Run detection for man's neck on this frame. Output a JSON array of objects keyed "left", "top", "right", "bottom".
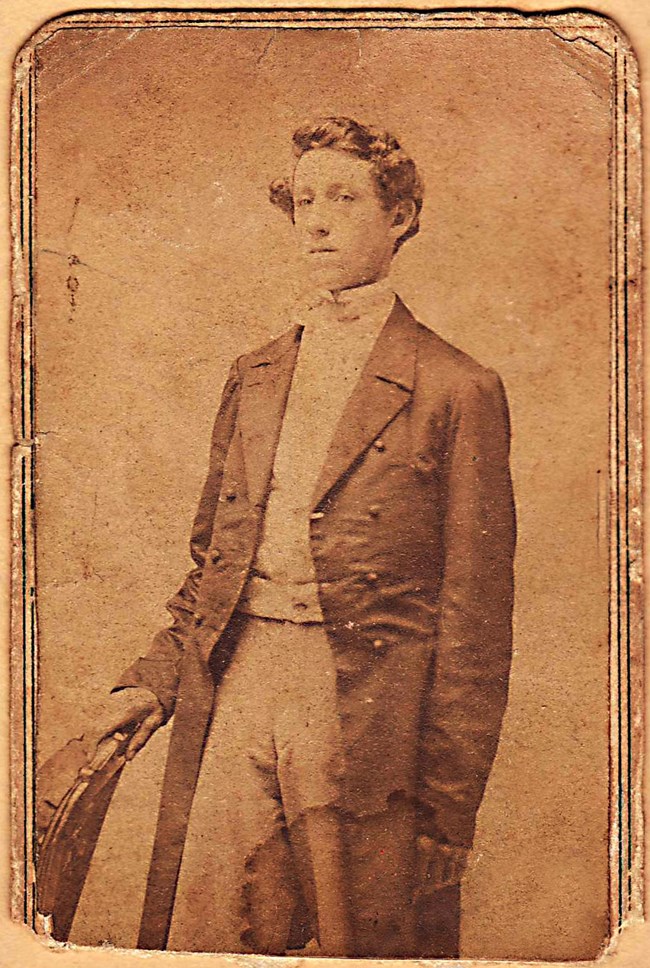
[
  {"left": 328, "top": 273, "right": 391, "bottom": 301},
  {"left": 298, "top": 276, "right": 395, "bottom": 328}
]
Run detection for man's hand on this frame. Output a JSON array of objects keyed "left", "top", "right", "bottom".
[
  {"left": 414, "top": 835, "right": 469, "bottom": 897},
  {"left": 85, "top": 688, "right": 165, "bottom": 762}
]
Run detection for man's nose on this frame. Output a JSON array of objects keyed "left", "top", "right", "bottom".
[{"left": 305, "top": 206, "right": 331, "bottom": 236}]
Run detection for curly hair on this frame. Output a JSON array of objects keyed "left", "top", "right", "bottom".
[{"left": 269, "top": 116, "right": 424, "bottom": 252}]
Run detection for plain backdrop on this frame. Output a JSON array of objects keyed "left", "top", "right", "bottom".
[{"left": 29, "top": 21, "right": 613, "bottom": 961}]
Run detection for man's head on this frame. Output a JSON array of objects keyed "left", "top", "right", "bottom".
[{"left": 270, "top": 117, "right": 424, "bottom": 293}]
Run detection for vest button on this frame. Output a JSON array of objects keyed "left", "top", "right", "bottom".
[
  {"left": 194, "top": 612, "right": 205, "bottom": 626},
  {"left": 368, "top": 505, "right": 381, "bottom": 518},
  {"left": 226, "top": 489, "right": 237, "bottom": 501},
  {"left": 210, "top": 549, "right": 221, "bottom": 563},
  {"left": 374, "top": 438, "right": 386, "bottom": 452},
  {"left": 310, "top": 511, "right": 325, "bottom": 521},
  {"left": 372, "top": 638, "right": 384, "bottom": 650},
  {"left": 367, "top": 571, "right": 379, "bottom": 582}
]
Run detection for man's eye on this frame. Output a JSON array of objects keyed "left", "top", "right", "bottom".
[
  {"left": 296, "top": 197, "right": 313, "bottom": 207},
  {"left": 337, "top": 193, "right": 355, "bottom": 203}
]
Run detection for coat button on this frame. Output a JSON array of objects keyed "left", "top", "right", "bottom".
[
  {"left": 225, "top": 489, "right": 237, "bottom": 501},
  {"left": 368, "top": 504, "right": 381, "bottom": 518},
  {"left": 194, "top": 612, "right": 206, "bottom": 627},
  {"left": 373, "top": 438, "right": 386, "bottom": 452},
  {"left": 367, "top": 571, "right": 379, "bottom": 582},
  {"left": 310, "top": 511, "right": 325, "bottom": 520},
  {"left": 372, "top": 638, "right": 384, "bottom": 650},
  {"left": 210, "top": 549, "right": 221, "bottom": 563}
]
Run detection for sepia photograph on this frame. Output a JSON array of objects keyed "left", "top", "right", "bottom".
[{"left": 10, "top": 8, "right": 642, "bottom": 964}]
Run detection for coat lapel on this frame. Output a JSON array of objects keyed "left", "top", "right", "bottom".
[
  {"left": 311, "top": 297, "right": 417, "bottom": 510},
  {"left": 238, "top": 326, "right": 301, "bottom": 508}
]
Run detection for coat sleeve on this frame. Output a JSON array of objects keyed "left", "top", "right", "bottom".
[
  {"left": 418, "top": 367, "right": 516, "bottom": 849},
  {"left": 112, "top": 361, "right": 242, "bottom": 721}
]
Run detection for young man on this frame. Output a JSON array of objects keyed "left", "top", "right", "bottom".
[{"left": 98, "top": 117, "right": 516, "bottom": 957}]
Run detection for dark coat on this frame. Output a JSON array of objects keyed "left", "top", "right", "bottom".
[{"left": 115, "top": 296, "right": 516, "bottom": 949}]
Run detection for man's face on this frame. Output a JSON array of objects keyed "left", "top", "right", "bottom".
[{"left": 292, "top": 148, "right": 401, "bottom": 292}]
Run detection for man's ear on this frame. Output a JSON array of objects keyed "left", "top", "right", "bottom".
[{"left": 390, "top": 200, "right": 417, "bottom": 242}]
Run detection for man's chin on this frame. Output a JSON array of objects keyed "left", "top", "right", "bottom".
[{"left": 305, "top": 270, "right": 363, "bottom": 294}]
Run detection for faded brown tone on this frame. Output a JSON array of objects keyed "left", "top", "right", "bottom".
[{"left": 8, "top": 8, "right": 642, "bottom": 964}]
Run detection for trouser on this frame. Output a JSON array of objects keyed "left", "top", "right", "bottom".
[{"left": 167, "top": 614, "right": 460, "bottom": 957}]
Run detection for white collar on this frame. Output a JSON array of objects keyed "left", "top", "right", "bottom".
[{"left": 295, "top": 278, "right": 395, "bottom": 327}]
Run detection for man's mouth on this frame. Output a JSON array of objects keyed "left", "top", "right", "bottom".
[{"left": 309, "top": 247, "right": 338, "bottom": 254}]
